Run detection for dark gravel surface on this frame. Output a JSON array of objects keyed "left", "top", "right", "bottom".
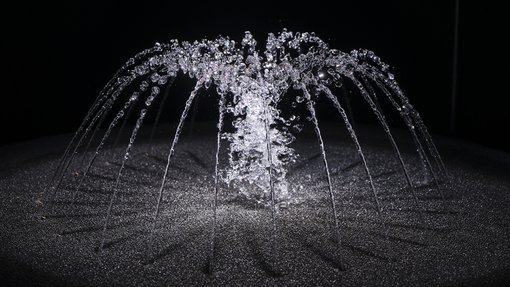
[{"left": 1, "top": 123, "right": 509, "bottom": 286}]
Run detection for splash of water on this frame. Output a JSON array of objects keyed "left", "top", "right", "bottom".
[{"left": 50, "top": 31, "right": 448, "bottom": 263}]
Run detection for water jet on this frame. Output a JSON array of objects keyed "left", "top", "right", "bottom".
[
  {"left": 49, "top": 30, "right": 448, "bottom": 266},
  {"left": 2, "top": 30, "right": 508, "bottom": 286}
]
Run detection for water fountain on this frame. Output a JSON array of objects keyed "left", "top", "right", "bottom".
[
  {"left": 4, "top": 29, "right": 510, "bottom": 286},
  {"left": 48, "top": 30, "right": 448, "bottom": 269}
]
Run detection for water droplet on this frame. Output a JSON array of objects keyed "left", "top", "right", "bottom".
[
  {"left": 293, "top": 124, "right": 303, "bottom": 133},
  {"left": 204, "top": 79, "right": 212, "bottom": 89},
  {"left": 130, "top": 92, "right": 139, "bottom": 102},
  {"left": 151, "top": 73, "right": 160, "bottom": 83},
  {"left": 158, "top": 77, "right": 168, "bottom": 85},
  {"left": 134, "top": 65, "right": 148, "bottom": 75}
]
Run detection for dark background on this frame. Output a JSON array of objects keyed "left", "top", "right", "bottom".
[{"left": 2, "top": 1, "right": 508, "bottom": 151}]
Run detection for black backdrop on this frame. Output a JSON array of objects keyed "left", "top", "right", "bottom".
[{"left": 3, "top": 1, "right": 508, "bottom": 151}]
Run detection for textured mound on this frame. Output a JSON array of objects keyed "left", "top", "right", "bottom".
[{"left": 1, "top": 124, "right": 509, "bottom": 286}]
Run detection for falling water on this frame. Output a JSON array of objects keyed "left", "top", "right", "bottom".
[
  {"left": 302, "top": 85, "right": 341, "bottom": 244},
  {"left": 72, "top": 94, "right": 136, "bottom": 202},
  {"left": 368, "top": 78, "right": 443, "bottom": 199},
  {"left": 209, "top": 93, "right": 226, "bottom": 273},
  {"left": 150, "top": 77, "right": 175, "bottom": 142},
  {"left": 101, "top": 107, "right": 149, "bottom": 250},
  {"left": 111, "top": 98, "right": 137, "bottom": 156},
  {"left": 52, "top": 77, "right": 137, "bottom": 198},
  {"left": 51, "top": 44, "right": 169, "bottom": 191},
  {"left": 321, "top": 85, "right": 381, "bottom": 213},
  {"left": 51, "top": 31, "right": 448, "bottom": 265},
  {"left": 150, "top": 83, "right": 202, "bottom": 240},
  {"left": 349, "top": 76, "right": 425, "bottom": 222}
]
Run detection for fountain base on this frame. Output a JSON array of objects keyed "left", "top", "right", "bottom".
[{"left": 1, "top": 123, "right": 509, "bottom": 286}]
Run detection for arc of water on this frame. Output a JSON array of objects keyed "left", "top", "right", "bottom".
[
  {"left": 51, "top": 44, "right": 169, "bottom": 186},
  {"left": 110, "top": 99, "right": 138, "bottom": 157},
  {"left": 415, "top": 116, "right": 446, "bottom": 175},
  {"left": 301, "top": 85, "right": 341, "bottom": 244},
  {"left": 409, "top": 112, "right": 448, "bottom": 177},
  {"left": 100, "top": 108, "right": 149, "bottom": 250},
  {"left": 320, "top": 85, "right": 382, "bottom": 214},
  {"left": 339, "top": 79, "right": 356, "bottom": 132},
  {"left": 50, "top": 80, "right": 119, "bottom": 186},
  {"left": 80, "top": 75, "right": 164, "bottom": 165},
  {"left": 71, "top": 93, "right": 140, "bottom": 202},
  {"left": 186, "top": 95, "right": 201, "bottom": 146},
  {"left": 51, "top": 100, "right": 113, "bottom": 200},
  {"left": 347, "top": 76, "right": 425, "bottom": 223},
  {"left": 384, "top": 82, "right": 448, "bottom": 177},
  {"left": 52, "top": 61, "right": 167, "bottom": 199},
  {"left": 402, "top": 118, "right": 444, "bottom": 199},
  {"left": 79, "top": 106, "right": 116, "bottom": 166},
  {"left": 209, "top": 92, "right": 226, "bottom": 274},
  {"left": 364, "top": 75, "right": 444, "bottom": 200},
  {"left": 50, "top": 77, "right": 136, "bottom": 199},
  {"left": 361, "top": 75, "right": 442, "bottom": 198},
  {"left": 363, "top": 66, "right": 448, "bottom": 178},
  {"left": 51, "top": 97, "right": 112, "bottom": 189},
  {"left": 98, "top": 79, "right": 165, "bottom": 250},
  {"left": 346, "top": 55, "right": 447, "bottom": 177},
  {"left": 150, "top": 77, "right": 175, "bottom": 142},
  {"left": 262, "top": 91, "right": 278, "bottom": 268},
  {"left": 51, "top": 43, "right": 176, "bottom": 191},
  {"left": 50, "top": 75, "right": 132, "bottom": 184},
  {"left": 150, "top": 82, "right": 202, "bottom": 243},
  {"left": 362, "top": 77, "right": 428, "bottom": 177}
]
